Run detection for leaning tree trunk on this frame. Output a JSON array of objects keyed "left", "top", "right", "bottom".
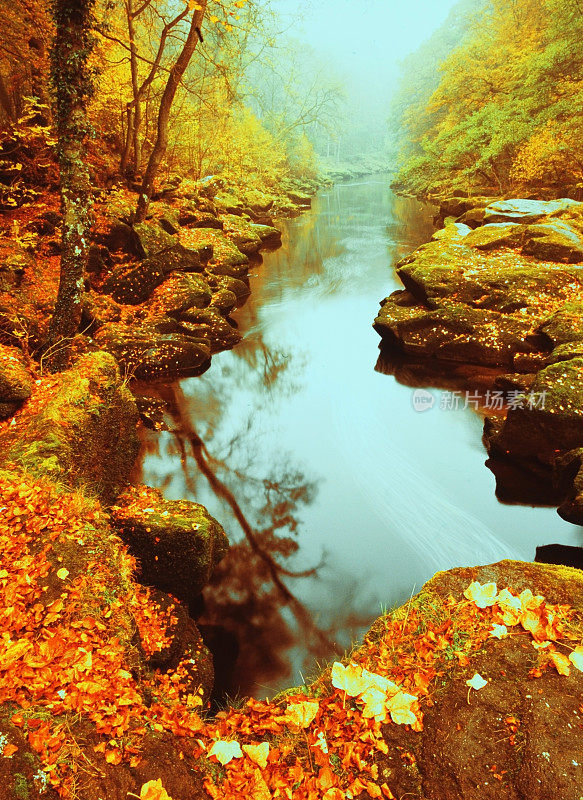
[
  {"left": 42, "top": 0, "right": 96, "bottom": 371},
  {"left": 135, "top": 2, "right": 207, "bottom": 223}
]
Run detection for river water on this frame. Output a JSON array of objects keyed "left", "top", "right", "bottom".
[{"left": 141, "top": 177, "right": 582, "bottom": 699}]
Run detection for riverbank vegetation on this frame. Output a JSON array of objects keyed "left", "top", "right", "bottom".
[{"left": 391, "top": 0, "right": 583, "bottom": 197}]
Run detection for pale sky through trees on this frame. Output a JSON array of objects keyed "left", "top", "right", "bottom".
[{"left": 269, "top": 0, "right": 460, "bottom": 89}]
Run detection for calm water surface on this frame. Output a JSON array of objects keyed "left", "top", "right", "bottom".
[{"left": 141, "top": 178, "right": 582, "bottom": 697}]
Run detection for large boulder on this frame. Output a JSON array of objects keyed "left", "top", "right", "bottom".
[
  {"left": 101, "top": 258, "right": 165, "bottom": 304},
  {"left": 147, "top": 273, "right": 212, "bottom": 315},
  {"left": 0, "top": 352, "right": 139, "bottom": 502},
  {"left": 134, "top": 221, "right": 212, "bottom": 273},
  {"left": 483, "top": 197, "right": 582, "bottom": 225},
  {"left": 94, "top": 322, "right": 212, "bottom": 382},
  {"left": 491, "top": 358, "right": 583, "bottom": 461},
  {"left": 522, "top": 219, "right": 583, "bottom": 263},
  {"left": 375, "top": 293, "right": 543, "bottom": 367},
  {"left": 463, "top": 222, "right": 526, "bottom": 250},
  {"left": 110, "top": 485, "right": 229, "bottom": 607},
  {"left": 376, "top": 233, "right": 583, "bottom": 369}
]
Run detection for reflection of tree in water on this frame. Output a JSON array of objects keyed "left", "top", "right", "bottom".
[{"left": 153, "top": 365, "right": 345, "bottom": 703}]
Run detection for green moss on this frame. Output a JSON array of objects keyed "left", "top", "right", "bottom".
[{"left": 13, "top": 773, "right": 29, "bottom": 800}]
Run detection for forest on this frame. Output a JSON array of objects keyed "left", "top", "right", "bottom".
[
  {"left": 391, "top": 0, "right": 583, "bottom": 196},
  {"left": 0, "top": 1, "right": 583, "bottom": 799}
]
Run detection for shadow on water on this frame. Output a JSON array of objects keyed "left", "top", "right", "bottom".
[{"left": 140, "top": 177, "right": 583, "bottom": 699}]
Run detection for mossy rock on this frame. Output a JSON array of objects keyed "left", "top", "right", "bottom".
[
  {"left": 94, "top": 322, "right": 212, "bottom": 382},
  {"left": 205, "top": 273, "right": 250, "bottom": 302},
  {"left": 539, "top": 302, "right": 583, "bottom": 346},
  {"left": 2, "top": 352, "right": 139, "bottom": 503},
  {"left": 110, "top": 485, "right": 229, "bottom": 606},
  {"left": 177, "top": 307, "right": 242, "bottom": 353},
  {"left": 0, "top": 345, "right": 32, "bottom": 406},
  {"left": 101, "top": 258, "right": 165, "bottom": 305},
  {"left": 491, "top": 357, "right": 583, "bottom": 462},
  {"left": 523, "top": 220, "right": 583, "bottom": 263},
  {"left": 463, "top": 222, "right": 526, "bottom": 250},
  {"left": 133, "top": 221, "right": 179, "bottom": 257},
  {"left": 147, "top": 273, "right": 212, "bottom": 315},
  {"left": 375, "top": 295, "right": 543, "bottom": 367}
]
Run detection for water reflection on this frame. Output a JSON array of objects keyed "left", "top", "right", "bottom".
[{"left": 141, "top": 178, "right": 583, "bottom": 698}]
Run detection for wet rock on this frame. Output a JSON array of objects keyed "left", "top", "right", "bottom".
[
  {"left": 556, "top": 448, "right": 583, "bottom": 525},
  {"left": 375, "top": 295, "right": 542, "bottom": 367},
  {"left": 209, "top": 287, "right": 238, "bottom": 314},
  {"left": 206, "top": 272, "right": 250, "bottom": 302},
  {"left": 110, "top": 485, "right": 229, "bottom": 607},
  {"left": 286, "top": 190, "right": 312, "bottom": 206},
  {"left": 522, "top": 219, "right": 583, "bottom": 263},
  {"left": 1, "top": 352, "right": 139, "bottom": 502},
  {"left": 94, "top": 322, "right": 212, "bottom": 382},
  {"left": 490, "top": 358, "right": 583, "bottom": 461},
  {"left": 463, "top": 222, "right": 526, "bottom": 250},
  {"left": 178, "top": 306, "right": 242, "bottom": 352},
  {"left": 535, "top": 543, "right": 583, "bottom": 570}
]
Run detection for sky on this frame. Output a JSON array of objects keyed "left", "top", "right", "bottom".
[{"left": 269, "top": 0, "right": 460, "bottom": 90}]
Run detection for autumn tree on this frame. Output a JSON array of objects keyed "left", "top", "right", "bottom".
[
  {"left": 392, "top": 0, "right": 583, "bottom": 195},
  {"left": 42, "top": 0, "right": 97, "bottom": 369},
  {"left": 134, "top": 0, "right": 208, "bottom": 221}
]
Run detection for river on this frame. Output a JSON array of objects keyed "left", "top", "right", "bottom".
[{"left": 140, "top": 177, "right": 582, "bottom": 700}]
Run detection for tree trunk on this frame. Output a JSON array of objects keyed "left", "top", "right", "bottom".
[
  {"left": 135, "top": 3, "right": 206, "bottom": 223},
  {"left": 42, "top": 0, "right": 96, "bottom": 371},
  {"left": 0, "top": 73, "right": 16, "bottom": 125}
]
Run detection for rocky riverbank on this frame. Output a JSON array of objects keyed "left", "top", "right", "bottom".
[
  {"left": 0, "top": 185, "right": 582, "bottom": 797},
  {"left": 375, "top": 197, "right": 583, "bottom": 529}
]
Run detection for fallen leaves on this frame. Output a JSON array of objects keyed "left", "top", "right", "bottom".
[
  {"left": 569, "top": 646, "right": 583, "bottom": 671},
  {"left": 283, "top": 699, "right": 319, "bottom": 729},
  {"left": 466, "top": 673, "right": 488, "bottom": 691},
  {"left": 139, "top": 779, "right": 174, "bottom": 800},
  {"left": 242, "top": 742, "right": 270, "bottom": 769},
  {"left": 331, "top": 661, "right": 421, "bottom": 728},
  {"left": 209, "top": 739, "right": 243, "bottom": 765}
]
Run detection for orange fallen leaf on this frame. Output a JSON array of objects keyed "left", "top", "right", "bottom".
[
  {"left": 569, "top": 646, "right": 583, "bottom": 672},
  {"left": 140, "top": 779, "right": 174, "bottom": 800},
  {"left": 284, "top": 700, "right": 319, "bottom": 729},
  {"left": 208, "top": 739, "right": 242, "bottom": 765},
  {"left": 242, "top": 742, "right": 269, "bottom": 769},
  {"left": 464, "top": 581, "right": 497, "bottom": 608},
  {"left": 549, "top": 650, "right": 571, "bottom": 676},
  {"left": 2, "top": 743, "right": 18, "bottom": 757}
]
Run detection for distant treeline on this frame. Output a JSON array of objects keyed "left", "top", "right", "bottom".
[{"left": 390, "top": 0, "right": 583, "bottom": 196}]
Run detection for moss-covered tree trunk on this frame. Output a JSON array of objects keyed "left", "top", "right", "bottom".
[
  {"left": 42, "top": 0, "right": 96, "bottom": 371},
  {"left": 134, "top": 2, "right": 207, "bottom": 223}
]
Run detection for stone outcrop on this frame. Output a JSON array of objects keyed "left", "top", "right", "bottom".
[
  {"left": 375, "top": 196, "right": 583, "bottom": 525},
  {"left": 110, "top": 485, "right": 229, "bottom": 609}
]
